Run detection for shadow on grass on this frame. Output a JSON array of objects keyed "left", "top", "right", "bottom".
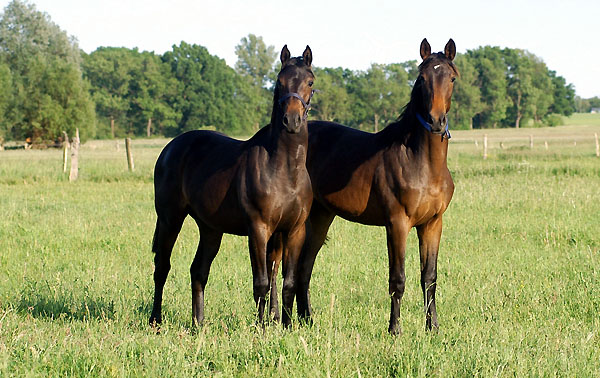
[{"left": 17, "top": 294, "right": 116, "bottom": 321}]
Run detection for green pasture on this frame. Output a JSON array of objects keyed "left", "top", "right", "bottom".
[{"left": 0, "top": 122, "right": 599, "bottom": 376}]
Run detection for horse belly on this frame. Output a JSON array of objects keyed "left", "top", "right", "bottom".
[{"left": 186, "top": 173, "right": 249, "bottom": 236}]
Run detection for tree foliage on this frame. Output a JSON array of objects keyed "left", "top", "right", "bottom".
[
  {"left": 0, "top": 3, "right": 584, "bottom": 141},
  {"left": 0, "top": 0, "right": 95, "bottom": 142},
  {"left": 83, "top": 47, "right": 180, "bottom": 137}
]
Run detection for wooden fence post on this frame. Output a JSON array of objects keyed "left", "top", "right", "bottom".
[
  {"left": 595, "top": 133, "right": 599, "bottom": 157},
  {"left": 529, "top": 135, "right": 533, "bottom": 149},
  {"left": 62, "top": 131, "right": 70, "bottom": 173},
  {"left": 125, "top": 137, "right": 135, "bottom": 172},
  {"left": 69, "top": 128, "right": 80, "bottom": 182},
  {"left": 147, "top": 118, "right": 152, "bottom": 138},
  {"left": 483, "top": 134, "right": 488, "bottom": 160},
  {"left": 544, "top": 141, "right": 548, "bottom": 151},
  {"left": 111, "top": 118, "right": 115, "bottom": 139}
]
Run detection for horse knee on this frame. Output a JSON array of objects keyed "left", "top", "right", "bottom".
[
  {"left": 253, "top": 277, "right": 269, "bottom": 298},
  {"left": 389, "top": 274, "right": 406, "bottom": 297},
  {"left": 421, "top": 271, "right": 437, "bottom": 290}
]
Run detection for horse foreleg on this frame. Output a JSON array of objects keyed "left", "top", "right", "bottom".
[
  {"left": 190, "top": 226, "right": 223, "bottom": 327},
  {"left": 150, "top": 216, "right": 184, "bottom": 327},
  {"left": 386, "top": 217, "right": 410, "bottom": 335},
  {"left": 248, "top": 224, "right": 270, "bottom": 325},
  {"left": 266, "top": 233, "right": 283, "bottom": 321},
  {"left": 417, "top": 216, "right": 443, "bottom": 331}
]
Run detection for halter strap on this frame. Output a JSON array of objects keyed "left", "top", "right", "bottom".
[
  {"left": 278, "top": 90, "right": 315, "bottom": 121},
  {"left": 416, "top": 112, "right": 451, "bottom": 139}
]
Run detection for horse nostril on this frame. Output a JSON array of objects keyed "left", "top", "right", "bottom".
[{"left": 440, "top": 115, "right": 447, "bottom": 126}]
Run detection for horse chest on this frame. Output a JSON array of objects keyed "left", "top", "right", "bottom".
[
  {"left": 240, "top": 165, "right": 311, "bottom": 228},
  {"left": 399, "top": 174, "right": 453, "bottom": 225}
]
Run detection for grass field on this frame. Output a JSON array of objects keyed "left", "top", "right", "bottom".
[{"left": 1, "top": 119, "right": 599, "bottom": 376}]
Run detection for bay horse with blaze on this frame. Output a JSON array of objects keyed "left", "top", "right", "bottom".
[{"left": 150, "top": 45, "right": 315, "bottom": 328}]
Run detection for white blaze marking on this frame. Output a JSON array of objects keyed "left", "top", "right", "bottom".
[{"left": 433, "top": 64, "right": 441, "bottom": 70}]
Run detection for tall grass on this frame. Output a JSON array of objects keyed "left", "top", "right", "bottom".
[{"left": 0, "top": 126, "right": 598, "bottom": 376}]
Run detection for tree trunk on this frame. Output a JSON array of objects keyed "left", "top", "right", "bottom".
[{"left": 374, "top": 114, "right": 379, "bottom": 133}]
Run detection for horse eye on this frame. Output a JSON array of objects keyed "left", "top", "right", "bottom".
[
  {"left": 451, "top": 77, "right": 456, "bottom": 83},
  {"left": 308, "top": 81, "right": 313, "bottom": 87}
]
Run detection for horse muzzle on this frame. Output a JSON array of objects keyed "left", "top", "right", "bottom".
[{"left": 283, "top": 112, "right": 303, "bottom": 134}]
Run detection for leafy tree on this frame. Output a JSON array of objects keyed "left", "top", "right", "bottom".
[
  {"left": 234, "top": 34, "right": 277, "bottom": 88},
  {"left": 0, "top": 62, "right": 14, "bottom": 138},
  {"left": 548, "top": 70, "right": 575, "bottom": 116},
  {"left": 589, "top": 97, "right": 600, "bottom": 109},
  {"left": 528, "top": 57, "right": 554, "bottom": 124},
  {"left": 0, "top": 0, "right": 95, "bottom": 141},
  {"left": 451, "top": 54, "right": 483, "bottom": 129},
  {"left": 83, "top": 47, "right": 181, "bottom": 138},
  {"left": 311, "top": 67, "right": 351, "bottom": 123},
  {"left": 234, "top": 34, "right": 276, "bottom": 132},
  {"left": 82, "top": 48, "right": 134, "bottom": 137},
  {"left": 163, "top": 42, "right": 252, "bottom": 135},
  {"left": 468, "top": 46, "right": 510, "bottom": 128},
  {"left": 503, "top": 48, "right": 537, "bottom": 128},
  {"left": 351, "top": 63, "right": 410, "bottom": 132}
]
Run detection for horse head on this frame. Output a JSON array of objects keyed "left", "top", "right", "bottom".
[
  {"left": 274, "top": 45, "right": 315, "bottom": 134},
  {"left": 414, "top": 38, "right": 459, "bottom": 136}
]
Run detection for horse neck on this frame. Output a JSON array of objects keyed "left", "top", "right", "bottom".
[
  {"left": 383, "top": 103, "right": 449, "bottom": 177},
  {"left": 267, "top": 89, "right": 308, "bottom": 168},
  {"left": 265, "top": 118, "right": 308, "bottom": 175}
]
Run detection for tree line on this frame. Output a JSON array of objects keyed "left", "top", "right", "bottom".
[{"left": 0, "top": 0, "right": 585, "bottom": 143}]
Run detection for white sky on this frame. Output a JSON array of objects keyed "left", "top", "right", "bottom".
[{"left": 3, "top": 0, "right": 599, "bottom": 98}]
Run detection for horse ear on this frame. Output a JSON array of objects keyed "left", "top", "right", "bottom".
[
  {"left": 280, "top": 45, "right": 291, "bottom": 66},
  {"left": 420, "top": 38, "right": 431, "bottom": 60},
  {"left": 302, "top": 45, "right": 312, "bottom": 67},
  {"left": 444, "top": 39, "right": 456, "bottom": 61}
]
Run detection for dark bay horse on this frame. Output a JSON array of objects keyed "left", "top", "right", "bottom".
[
  {"left": 269, "top": 38, "right": 458, "bottom": 334},
  {"left": 149, "top": 45, "right": 315, "bottom": 328}
]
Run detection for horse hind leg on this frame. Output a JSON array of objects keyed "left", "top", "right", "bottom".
[
  {"left": 266, "top": 233, "right": 283, "bottom": 322},
  {"left": 296, "top": 202, "right": 335, "bottom": 323},
  {"left": 150, "top": 214, "right": 185, "bottom": 327},
  {"left": 190, "top": 224, "right": 223, "bottom": 327}
]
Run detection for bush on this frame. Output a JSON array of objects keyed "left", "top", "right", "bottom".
[{"left": 543, "top": 113, "right": 563, "bottom": 127}]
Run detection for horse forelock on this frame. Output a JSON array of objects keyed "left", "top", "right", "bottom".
[{"left": 418, "top": 53, "right": 459, "bottom": 76}]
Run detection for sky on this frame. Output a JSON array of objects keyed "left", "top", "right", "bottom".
[{"left": 3, "top": 0, "right": 599, "bottom": 98}]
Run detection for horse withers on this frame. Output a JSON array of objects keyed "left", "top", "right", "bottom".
[
  {"left": 269, "top": 38, "right": 458, "bottom": 334},
  {"left": 149, "top": 45, "right": 315, "bottom": 328}
]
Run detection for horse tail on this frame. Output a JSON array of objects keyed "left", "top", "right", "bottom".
[{"left": 151, "top": 219, "right": 160, "bottom": 254}]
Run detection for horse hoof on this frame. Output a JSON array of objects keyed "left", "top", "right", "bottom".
[
  {"left": 149, "top": 315, "right": 161, "bottom": 327},
  {"left": 388, "top": 325, "right": 402, "bottom": 336}
]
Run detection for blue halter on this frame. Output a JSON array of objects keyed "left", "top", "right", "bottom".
[{"left": 416, "top": 112, "right": 451, "bottom": 139}]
